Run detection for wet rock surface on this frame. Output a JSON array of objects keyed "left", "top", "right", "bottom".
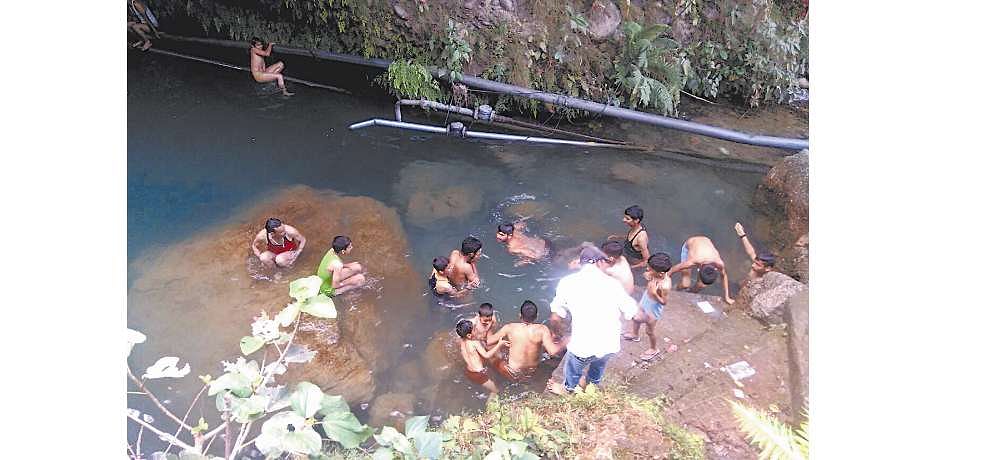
[
  {"left": 737, "top": 271, "right": 806, "bottom": 324},
  {"left": 784, "top": 289, "right": 809, "bottom": 421},
  {"left": 756, "top": 150, "right": 810, "bottom": 282},
  {"left": 129, "top": 185, "right": 425, "bottom": 405},
  {"left": 368, "top": 392, "right": 418, "bottom": 431},
  {"left": 395, "top": 160, "right": 505, "bottom": 227}
]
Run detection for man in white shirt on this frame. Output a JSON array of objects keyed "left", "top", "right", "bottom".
[{"left": 546, "top": 246, "right": 639, "bottom": 395}]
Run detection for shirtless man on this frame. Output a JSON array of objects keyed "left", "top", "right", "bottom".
[
  {"left": 668, "top": 235, "right": 734, "bottom": 304},
  {"left": 734, "top": 222, "right": 776, "bottom": 279},
  {"left": 487, "top": 301, "right": 568, "bottom": 382},
  {"left": 252, "top": 218, "right": 306, "bottom": 269},
  {"left": 495, "top": 222, "right": 549, "bottom": 266},
  {"left": 127, "top": 0, "right": 157, "bottom": 50},
  {"left": 249, "top": 37, "right": 293, "bottom": 96},
  {"left": 447, "top": 237, "right": 483, "bottom": 290},
  {"left": 456, "top": 319, "right": 508, "bottom": 394},
  {"left": 600, "top": 240, "right": 635, "bottom": 295},
  {"left": 316, "top": 235, "right": 366, "bottom": 296}
]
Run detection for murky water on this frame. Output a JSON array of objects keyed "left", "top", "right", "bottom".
[{"left": 127, "top": 50, "right": 765, "bottom": 453}]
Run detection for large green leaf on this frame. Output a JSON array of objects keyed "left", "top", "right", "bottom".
[
  {"left": 413, "top": 431, "right": 442, "bottom": 459},
  {"left": 319, "top": 394, "right": 351, "bottom": 416},
  {"left": 239, "top": 336, "right": 265, "bottom": 356},
  {"left": 300, "top": 294, "right": 337, "bottom": 319},
  {"left": 207, "top": 372, "right": 252, "bottom": 397},
  {"left": 375, "top": 426, "right": 413, "bottom": 456},
  {"left": 290, "top": 381, "right": 325, "bottom": 418},
  {"left": 256, "top": 411, "right": 321, "bottom": 457},
  {"left": 621, "top": 21, "right": 643, "bottom": 39},
  {"left": 405, "top": 415, "right": 429, "bottom": 438},
  {"left": 275, "top": 301, "right": 301, "bottom": 327},
  {"left": 289, "top": 275, "right": 323, "bottom": 302},
  {"left": 230, "top": 394, "right": 269, "bottom": 423},
  {"left": 321, "top": 410, "right": 373, "bottom": 449}
]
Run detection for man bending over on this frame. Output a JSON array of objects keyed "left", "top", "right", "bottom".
[{"left": 668, "top": 235, "right": 734, "bottom": 304}]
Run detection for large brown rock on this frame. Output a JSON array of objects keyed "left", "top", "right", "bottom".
[
  {"left": 128, "top": 185, "right": 425, "bottom": 405},
  {"left": 784, "top": 289, "right": 809, "bottom": 422},
  {"left": 756, "top": 150, "right": 809, "bottom": 282},
  {"left": 587, "top": 0, "right": 622, "bottom": 41},
  {"left": 368, "top": 392, "right": 418, "bottom": 431},
  {"left": 737, "top": 271, "right": 806, "bottom": 324}
]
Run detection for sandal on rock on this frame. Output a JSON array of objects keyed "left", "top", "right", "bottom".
[{"left": 639, "top": 349, "right": 660, "bottom": 361}]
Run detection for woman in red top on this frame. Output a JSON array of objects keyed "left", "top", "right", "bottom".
[{"left": 252, "top": 217, "right": 306, "bottom": 269}]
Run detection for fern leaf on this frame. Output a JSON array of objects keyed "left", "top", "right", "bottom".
[
  {"left": 730, "top": 401, "right": 807, "bottom": 460},
  {"left": 637, "top": 24, "right": 672, "bottom": 42}
]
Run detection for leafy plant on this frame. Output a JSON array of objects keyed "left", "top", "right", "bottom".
[
  {"left": 730, "top": 400, "right": 809, "bottom": 460},
  {"left": 376, "top": 60, "right": 442, "bottom": 100},
  {"left": 439, "top": 19, "right": 472, "bottom": 83},
  {"left": 126, "top": 275, "right": 368, "bottom": 459},
  {"left": 612, "top": 21, "right": 689, "bottom": 115},
  {"left": 371, "top": 416, "right": 443, "bottom": 459}
]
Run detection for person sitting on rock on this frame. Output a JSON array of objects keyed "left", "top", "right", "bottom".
[
  {"left": 624, "top": 253, "right": 672, "bottom": 361},
  {"left": 495, "top": 221, "right": 549, "bottom": 266},
  {"left": 447, "top": 236, "right": 483, "bottom": 290},
  {"left": 127, "top": 0, "right": 158, "bottom": 50},
  {"left": 252, "top": 217, "right": 306, "bottom": 269},
  {"left": 487, "top": 300, "right": 568, "bottom": 382},
  {"left": 668, "top": 235, "right": 734, "bottom": 305},
  {"left": 456, "top": 319, "right": 508, "bottom": 395},
  {"left": 316, "top": 235, "right": 366, "bottom": 296},
  {"left": 249, "top": 37, "right": 294, "bottom": 96},
  {"left": 734, "top": 222, "right": 776, "bottom": 279},
  {"left": 600, "top": 240, "right": 635, "bottom": 295},
  {"left": 429, "top": 256, "right": 467, "bottom": 298}
]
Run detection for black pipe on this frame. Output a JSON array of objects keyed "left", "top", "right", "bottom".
[{"left": 161, "top": 34, "right": 808, "bottom": 151}]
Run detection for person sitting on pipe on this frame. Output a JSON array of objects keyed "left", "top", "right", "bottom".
[
  {"left": 249, "top": 37, "right": 294, "bottom": 96},
  {"left": 127, "top": 0, "right": 157, "bottom": 51}
]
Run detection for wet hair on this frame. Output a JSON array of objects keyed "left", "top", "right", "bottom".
[
  {"left": 647, "top": 253, "right": 673, "bottom": 273},
  {"left": 332, "top": 235, "right": 352, "bottom": 253},
  {"left": 250, "top": 37, "right": 263, "bottom": 47},
  {"left": 756, "top": 252, "right": 776, "bottom": 267},
  {"left": 455, "top": 319, "right": 473, "bottom": 338},
  {"left": 461, "top": 236, "right": 483, "bottom": 255},
  {"left": 497, "top": 223, "right": 515, "bottom": 235},
  {"left": 520, "top": 300, "right": 538, "bottom": 323},
  {"left": 624, "top": 205, "right": 644, "bottom": 222},
  {"left": 601, "top": 240, "right": 623, "bottom": 258},
  {"left": 478, "top": 302, "right": 494, "bottom": 317},
  {"left": 432, "top": 256, "right": 449, "bottom": 272},
  {"left": 265, "top": 217, "right": 282, "bottom": 233},
  {"left": 699, "top": 264, "right": 719, "bottom": 285}
]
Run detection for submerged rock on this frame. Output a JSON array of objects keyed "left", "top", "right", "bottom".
[
  {"left": 368, "top": 392, "right": 418, "bottom": 430},
  {"left": 128, "top": 185, "right": 425, "bottom": 405},
  {"left": 396, "top": 161, "right": 501, "bottom": 227}
]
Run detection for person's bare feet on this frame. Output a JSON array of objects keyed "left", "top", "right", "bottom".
[
  {"left": 282, "top": 90, "right": 295, "bottom": 96},
  {"left": 140, "top": 41, "right": 152, "bottom": 51},
  {"left": 545, "top": 380, "right": 569, "bottom": 396}
]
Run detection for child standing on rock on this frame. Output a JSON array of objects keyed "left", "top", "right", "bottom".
[{"left": 625, "top": 253, "right": 672, "bottom": 361}]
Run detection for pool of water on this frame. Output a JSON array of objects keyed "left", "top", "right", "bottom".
[{"left": 127, "top": 49, "right": 765, "bottom": 453}]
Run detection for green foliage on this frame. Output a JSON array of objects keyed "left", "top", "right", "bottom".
[
  {"left": 612, "top": 21, "right": 688, "bottom": 115},
  {"left": 730, "top": 401, "right": 809, "bottom": 460},
  {"left": 371, "top": 416, "right": 443, "bottom": 459},
  {"left": 376, "top": 60, "right": 442, "bottom": 100},
  {"left": 682, "top": 0, "right": 808, "bottom": 106},
  {"left": 439, "top": 20, "right": 472, "bottom": 83}
]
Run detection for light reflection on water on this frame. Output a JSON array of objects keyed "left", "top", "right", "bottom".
[{"left": 127, "top": 51, "right": 765, "bottom": 453}]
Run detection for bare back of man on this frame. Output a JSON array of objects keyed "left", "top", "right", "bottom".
[
  {"left": 496, "top": 323, "right": 556, "bottom": 381},
  {"left": 670, "top": 235, "right": 734, "bottom": 304},
  {"left": 603, "top": 255, "right": 635, "bottom": 295}
]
